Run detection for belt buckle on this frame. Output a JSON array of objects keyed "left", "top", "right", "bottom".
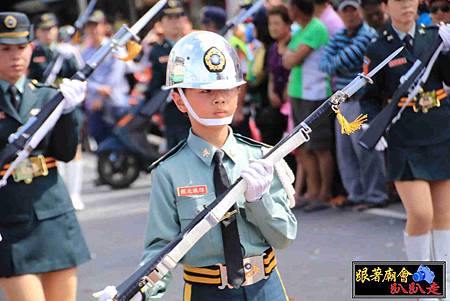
[
  {"left": 217, "top": 263, "right": 233, "bottom": 289},
  {"left": 12, "top": 155, "right": 48, "bottom": 184},
  {"left": 242, "top": 254, "right": 267, "bottom": 286},
  {"left": 414, "top": 90, "right": 440, "bottom": 113}
]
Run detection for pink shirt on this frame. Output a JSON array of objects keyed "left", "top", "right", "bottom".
[{"left": 319, "top": 5, "right": 344, "bottom": 39}]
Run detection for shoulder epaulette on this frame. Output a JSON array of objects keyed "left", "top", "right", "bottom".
[
  {"left": 147, "top": 139, "right": 187, "bottom": 172},
  {"left": 233, "top": 133, "right": 272, "bottom": 148},
  {"left": 30, "top": 79, "right": 49, "bottom": 88}
]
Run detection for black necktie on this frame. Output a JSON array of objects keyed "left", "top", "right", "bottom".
[
  {"left": 213, "top": 150, "right": 244, "bottom": 288},
  {"left": 403, "top": 34, "right": 414, "bottom": 52},
  {"left": 8, "top": 85, "right": 20, "bottom": 111}
]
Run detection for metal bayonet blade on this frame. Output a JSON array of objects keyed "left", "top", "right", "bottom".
[
  {"left": 367, "top": 46, "right": 404, "bottom": 78},
  {"left": 241, "top": 0, "right": 264, "bottom": 22}
]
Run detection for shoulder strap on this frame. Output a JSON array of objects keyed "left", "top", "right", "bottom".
[
  {"left": 147, "top": 139, "right": 187, "bottom": 172},
  {"left": 233, "top": 133, "right": 272, "bottom": 148}
]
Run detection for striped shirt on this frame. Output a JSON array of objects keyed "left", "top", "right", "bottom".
[{"left": 319, "top": 22, "right": 377, "bottom": 91}]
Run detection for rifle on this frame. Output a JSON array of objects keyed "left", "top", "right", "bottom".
[
  {"left": 219, "top": 0, "right": 264, "bottom": 36},
  {"left": 42, "top": 0, "right": 98, "bottom": 84},
  {"left": 0, "top": 0, "right": 168, "bottom": 188},
  {"left": 359, "top": 36, "right": 443, "bottom": 150},
  {"left": 110, "top": 46, "right": 403, "bottom": 301}
]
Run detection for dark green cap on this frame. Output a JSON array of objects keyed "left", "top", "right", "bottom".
[
  {"left": 163, "top": 0, "right": 184, "bottom": 16},
  {"left": 0, "top": 12, "right": 33, "bottom": 45},
  {"left": 35, "top": 13, "right": 58, "bottom": 29}
]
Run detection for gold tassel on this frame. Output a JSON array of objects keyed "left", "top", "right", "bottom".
[
  {"left": 334, "top": 107, "right": 368, "bottom": 135},
  {"left": 117, "top": 40, "right": 142, "bottom": 61}
]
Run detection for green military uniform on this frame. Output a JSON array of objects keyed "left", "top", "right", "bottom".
[
  {"left": 29, "top": 13, "right": 79, "bottom": 83},
  {"left": 142, "top": 128, "right": 297, "bottom": 300},
  {"left": 29, "top": 42, "right": 79, "bottom": 83},
  {"left": 144, "top": 0, "right": 190, "bottom": 149},
  {"left": 362, "top": 23, "right": 450, "bottom": 181},
  {"left": 0, "top": 12, "right": 90, "bottom": 277}
]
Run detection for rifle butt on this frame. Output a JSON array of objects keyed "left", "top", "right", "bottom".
[{"left": 359, "top": 102, "right": 397, "bottom": 150}]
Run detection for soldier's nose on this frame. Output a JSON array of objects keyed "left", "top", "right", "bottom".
[{"left": 213, "top": 97, "right": 226, "bottom": 105}]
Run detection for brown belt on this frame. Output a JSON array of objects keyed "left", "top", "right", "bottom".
[
  {"left": 0, "top": 155, "right": 56, "bottom": 184},
  {"left": 397, "top": 88, "right": 447, "bottom": 113},
  {"left": 183, "top": 248, "right": 277, "bottom": 289}
]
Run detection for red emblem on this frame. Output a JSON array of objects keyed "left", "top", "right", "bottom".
[
  {"left": 0, "top": 112, "right": 6, "bottom": 120},
  {"left": 388, "top": 57, "right": 407, "bottom": 68},
  {"left": 177, "top": 185, "right": 208, "bottom": 197},
  {"left": 32, "top": 56, "right": 47, "bottom": 63}
]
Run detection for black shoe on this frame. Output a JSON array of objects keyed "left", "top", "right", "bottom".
[
  {"left": 303, "top": 200, "right": 330, "bottom": 213},
  {"left": 353, "top": 201, "right": 388, "bottom": 212}
]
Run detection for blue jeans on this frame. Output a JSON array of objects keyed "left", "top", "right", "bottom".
[{"left": 335, "top": 99, "right": 388, "bottom": 203}]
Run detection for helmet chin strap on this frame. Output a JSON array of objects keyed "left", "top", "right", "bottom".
[{"left": 177, "top": 88, "right": 234, "bottom": 126}]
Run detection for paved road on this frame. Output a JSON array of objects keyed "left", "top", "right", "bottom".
[{"left": 1, "top": 154, "right": 408, "bottom": 301}]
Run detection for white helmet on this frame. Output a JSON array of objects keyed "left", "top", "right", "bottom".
[{"left": 164, "top": 31, "right": 246, "bottom": 90}]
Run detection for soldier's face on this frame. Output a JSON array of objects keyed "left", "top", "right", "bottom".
[
  {"left": 0, "top": 43, "right": 32, "bottom": 83},
  {"left": 35, "top": 26, "right": 58, "bottom": 45},
  {"left": 172, "top": 87, "right": 239, "bottom": 125},
  {"left": 161, "top": 15, "right": 183, "bottom": 39},
  {"left": 387, "top": 0, "right": 419, "bottom": 24}
]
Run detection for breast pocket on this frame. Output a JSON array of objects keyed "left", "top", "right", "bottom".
[
  {"left": 176, "top": 193, "right": 215, "bottom": 230},
  {"left": 176, "top": 193, "right": 222, "bottom": 252}
]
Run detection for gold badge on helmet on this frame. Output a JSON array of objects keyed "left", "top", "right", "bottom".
[
  {"left": 203, "top": 47, "right": 226, "bottom": 73},
  {"left": 4, "top": 15, "right": 17, "bottom": 29},
  {"left": 168, "top": 0, "right": 178, "bottom": 8}
]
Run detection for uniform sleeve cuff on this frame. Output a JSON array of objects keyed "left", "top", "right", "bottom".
[{"left": 244, "top": 194, "right": 274, "bottom": 219}]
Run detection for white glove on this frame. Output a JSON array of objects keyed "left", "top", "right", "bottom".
[
  {"left": 59, "top": 78, "right": 86, "bottom": 114},
  {"left": 439, "top": 24, "right": 450, "bottom": 51},
  {"left": 56, "top": 43, "right": 75, "bottom": 59},
  {"left": 240, "top": 159, "right": 274, "bottom": 202},
  {"left": 361, "top": 124, "right": 387, "bottom": 151},
  {"left": 375, "top": 136, "right": 388, "bottom": 151},
  {"left": 92, "top": 285, "right": 117, "bottom": 301}
]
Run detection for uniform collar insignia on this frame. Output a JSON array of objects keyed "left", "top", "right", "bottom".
[
  {"left": 0, "top": 111, "right": 6, "bottom": 120},
  {"left": 202, "top": 148, "right": 211, "bottom": 157}
]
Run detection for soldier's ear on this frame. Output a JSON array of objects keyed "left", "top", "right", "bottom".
[{"left": 172, "top": 90, "right": 187, "bottom": 113}]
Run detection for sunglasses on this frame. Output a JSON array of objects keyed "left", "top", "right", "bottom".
[{"left": 430, "top": 4, "right": 450, "bottom": 13}]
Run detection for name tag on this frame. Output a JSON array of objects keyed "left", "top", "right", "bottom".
[
  {"left": 388, "top": 57, "right": 407, "bottom": 68},
  {"left": 177, "top": 185, "right": 208, "bottom": 197}
]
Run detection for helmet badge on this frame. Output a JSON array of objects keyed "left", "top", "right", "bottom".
[
  {"left": 203, "top": 47, "right": 226, "bottom": 73},
  {"left": 4, "top": 15, "right": 17, "bottom": 29}
]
